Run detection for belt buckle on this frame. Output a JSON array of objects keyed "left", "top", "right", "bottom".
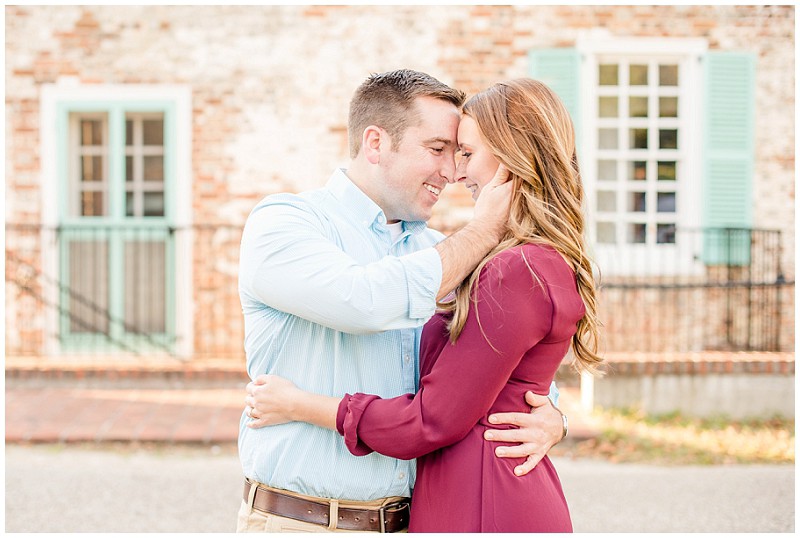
[{"left": 378, "top": 501, "right": 409, "bottom": 533}]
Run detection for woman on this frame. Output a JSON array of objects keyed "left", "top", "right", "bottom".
[{"left": 245, "top": 78, "right": 602, "bottom": 532}]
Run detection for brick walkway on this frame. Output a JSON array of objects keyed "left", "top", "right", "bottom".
[
  {"left": 5, "top": 359, "right": 598, "bottom": 444},
  {"left": 5, "top": 385, "right": 246, "bottom": 444}
]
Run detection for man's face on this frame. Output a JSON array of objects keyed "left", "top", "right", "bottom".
[{"left": 377, "top": 96, "right": 460, "bottom": 223}]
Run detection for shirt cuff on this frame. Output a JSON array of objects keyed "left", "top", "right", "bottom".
[
  {"left": 401, "top": 247, "right": 442, "bottom": 320},
  {"left": 548, "top": 380, "right": 560, "bottom": 408}
]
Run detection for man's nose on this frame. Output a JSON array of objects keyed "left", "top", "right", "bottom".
[{"left": 442, "top": 156, "right": 458, "bottom": 184}]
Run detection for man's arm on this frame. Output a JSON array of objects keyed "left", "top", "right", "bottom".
[
  {"left": 242, "top": 202, "right": 441, "bottom": 334},
  {"left": 242, "top": 167, "right": 512, "bottom": 334}
]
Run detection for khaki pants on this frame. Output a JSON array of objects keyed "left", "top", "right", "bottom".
[{"left": 236, "top": 481, "right": 409, "bottom": 533}]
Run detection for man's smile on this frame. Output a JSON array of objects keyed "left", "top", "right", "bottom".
[{"left": 423, "top": 182, "right": 442, "bottom": 197}]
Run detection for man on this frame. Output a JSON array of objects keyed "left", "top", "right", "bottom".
[{"left": 237, "top": 69, "right": 565, "bottom": 533}]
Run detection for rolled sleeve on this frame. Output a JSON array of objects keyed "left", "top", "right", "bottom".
[{"left": 337, "top": 393, "right": 381, "bottom": 457}]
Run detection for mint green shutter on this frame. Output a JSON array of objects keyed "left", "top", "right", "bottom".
[
  {"left": 703, "top": 52, "right": 756, "bottom": 265},
  {"left": 529, "top": 49, "right": 581, "bottom": 146}
]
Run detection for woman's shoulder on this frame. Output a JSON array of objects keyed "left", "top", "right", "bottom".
[
  {"left": 485, "top": 243, "right": 568, "bottom": 276},
  {"left": 480, "top": 243, "right": 576, "bottom": 299}
]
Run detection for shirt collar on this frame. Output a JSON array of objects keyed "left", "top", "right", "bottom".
[{"left": 326, "top": 168, "right": 428, "bottom": 236}]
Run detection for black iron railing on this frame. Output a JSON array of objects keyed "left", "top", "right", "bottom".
[
  {"left": 596, "top": 227, "right": 792, "bottom": 352},
  {"left": 5, "top": 224, "right": 794, "bottom": 358},
  {"left": 6, "top": 223, "right": 244, "bottom": 359}
]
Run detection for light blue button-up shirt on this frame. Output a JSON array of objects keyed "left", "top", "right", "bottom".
[{"left": 238, "top": 169, "right": 444, "bottom": 500}]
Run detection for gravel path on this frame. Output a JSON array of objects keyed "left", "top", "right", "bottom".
[{"left": 5, "top": 444, "right": 795, "bottom": 533}]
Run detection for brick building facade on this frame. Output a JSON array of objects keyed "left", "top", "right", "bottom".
[{"left": 5, "top": 5, "right": 795, "bottom": 362}]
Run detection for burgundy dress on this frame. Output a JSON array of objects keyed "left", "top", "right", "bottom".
[{"left": 336, "top": 244, "right": 584, "bottom": 532}]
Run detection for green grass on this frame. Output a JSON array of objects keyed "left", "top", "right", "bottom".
[{"left": 553, "top": 408, "right": 795, "bottom": 465}]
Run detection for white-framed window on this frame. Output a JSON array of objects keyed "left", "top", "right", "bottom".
[
  {"left": 40, "top": 83, "right": 193, "bottom": 357},
  {"left": 577, "top": 36, "right": 707, "bottom": 276},
  {"left": 67, "top": 111, "right": 168, "bottom": 219}
]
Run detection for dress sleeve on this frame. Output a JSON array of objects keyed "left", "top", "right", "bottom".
[{"left": 336, "top": 249, "right": 554, "bottom": 459}]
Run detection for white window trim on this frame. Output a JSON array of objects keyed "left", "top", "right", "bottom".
[
  {"left": 576, "top": 33, "right": 708, "bottom": 277},
  {"left": 40, "top": 82, "right": 193, "bottom": 358}
]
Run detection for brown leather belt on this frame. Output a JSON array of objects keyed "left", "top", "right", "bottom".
[{"left": 243, "top": 479, "right": 410, "bottom": 533}]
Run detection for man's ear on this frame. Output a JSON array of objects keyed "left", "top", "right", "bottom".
[{"left": 362, "top": 125, "right": 384, "bottom": 165}]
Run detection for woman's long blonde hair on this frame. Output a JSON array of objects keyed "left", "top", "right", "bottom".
[{"left": 438, "top": 79, "right": 603, "bottom": 374}]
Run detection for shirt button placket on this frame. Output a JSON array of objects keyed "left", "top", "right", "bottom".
[{"left": 401, "top": 331, "right": 415, "bottom": 391}]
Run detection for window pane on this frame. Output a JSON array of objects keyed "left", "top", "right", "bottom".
[
  {"left": 143, "top": 192, "right": 165, "bottom": 217},
  {"left": 143, "top": 119, "right": 164, "bottom": 146},
  {"left": 124, "top": 240, "right": 166, "bottom": 333},
  {"left": 597, "top": 191, "right": 616, "bottom": 212},
  {"left": 657, "top": 192, "right": 676, "bottom": 213},
  {"left": 599, "top": 96, "right": 618, "bottom": 118},
  {"left": 126, "top": 192, "right": 135, "bottom": 217},
  {"left": 628, "top": 161, "right": 647, "bottom": 181},
  {"left": 659, "top": 129, "right": 678, "bottom": 149},
  {"left": 597, "top": 222, "right": 616, "bottom": 244},
  {"left": 658, "top": 161, "right": 677, "bottom": 181},
  {"left": 629, "top": 64, "right": 648, "bottom": 86},
  {"left": 599, "top": 64, "right": 618, "bottom": 86},
  {"left": 81, "top": 155, "right": 103, "bottom": 182},
  {"left": 126, "top": 120, "right": 133, "bottom": 146},
  {"left": 659, "top": 64, "right": 679, "bottom": 86},
  {"left": 126, "top": 156, "right": 133, "bottom": 183},
  {"left": 598, "top": 160, "right": 617, "bottom": 181},
  {"left": 80, "top": 120, "right": 103, "bottom": 146},
  {"left": 630, "top": 128, "right": 648, "bottom": 149},
  {"left": 627, "top": 223, "right": 647, "bottom": 244},
  {"left": 629, "top": 96, "right": 648, "bottom": 118},
  {"left": 659, "top": 96, "right": 678, "bottom": 118},
  {"left": 144, "top": 156, "right": 164, "bottom": 181},
  {"left": 628, "top": 192, "right": 646, "bottom": 212},
  {"left": 81, "top": 191, "right": 104, "bottom": 217},
  {"left": 657, "top": 223, "right": 676, "bottom": 244},
  {"left": 69, "top": 240, "right": 109, "bottom": 333},
  {"left": 599, "top": 128, "right": 618, "bottom": 149}
]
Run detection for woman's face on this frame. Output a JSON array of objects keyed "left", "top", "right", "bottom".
[{"left": 455, "top": 115, "right": 501, "bottom": 201}]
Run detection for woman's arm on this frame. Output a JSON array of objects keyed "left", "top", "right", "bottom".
[
  {"left": 337, "top": 248, "right": 554, "bottom": 460},
  {"left": 246, "top": 248, "right": 557, "bottom": 462}
]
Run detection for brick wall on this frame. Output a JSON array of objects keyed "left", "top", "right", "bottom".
[{"left": 5, "top": 5, "right": 795, "bottom": 358}]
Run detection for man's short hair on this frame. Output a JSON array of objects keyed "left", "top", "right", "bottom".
[{"left": 348, "top": 69, "right": 466, "bottom": 158}]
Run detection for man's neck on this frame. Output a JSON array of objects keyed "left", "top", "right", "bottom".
[{"left": 343, "top": 162, "right": 399, "bottom": 223}]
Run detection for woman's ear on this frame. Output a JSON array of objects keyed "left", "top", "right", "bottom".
[{"left": 362, "top": 125, "right": 384, "bottom": 165}]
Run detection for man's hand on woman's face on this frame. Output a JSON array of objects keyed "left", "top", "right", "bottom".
[{"left": 472, "top": 164, "right": 512, "bottom": 240}]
